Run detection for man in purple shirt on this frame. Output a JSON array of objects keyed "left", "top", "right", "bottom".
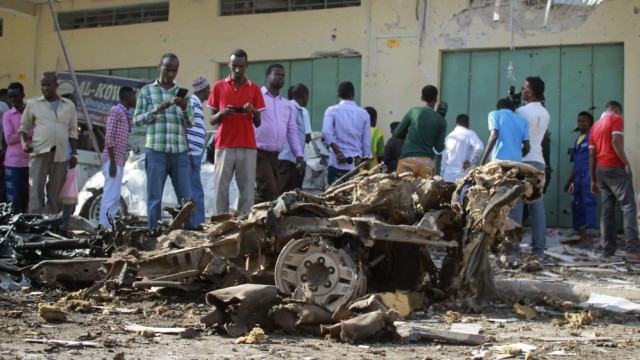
[
  {"left": 255, "top": 64, "right": 304, "bottom": 203},
  {"left": 322, "top": 81, "right": 371, "bottom": 185}
]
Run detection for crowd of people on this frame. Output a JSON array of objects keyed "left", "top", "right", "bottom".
[{"left": 0, "top": 49, "right": 638, "bottom": 263}]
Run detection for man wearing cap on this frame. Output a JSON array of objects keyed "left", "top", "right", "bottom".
[
  {"left": 187, "top": 76, "right": 210, "bottom": 229},
  {"left": 255, "top": 64, "right": 304, "bottom": 203}
]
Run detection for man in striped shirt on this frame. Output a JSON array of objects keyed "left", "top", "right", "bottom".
[
  {"left": 132, "top": 53, "right": 194, "bottom": 228},
  {"left": 99, "top": 86, "right": 136, "bottom": 228},
  {"left": 322, "top": 81, "right": 371, "bottom": 185},
  {"left": 187, "top": 76, "right": 210, "bottom": 230}
]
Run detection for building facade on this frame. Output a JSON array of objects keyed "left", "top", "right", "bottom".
[{"left": 1, "top": 0, "right": 639, "bottom": 227}]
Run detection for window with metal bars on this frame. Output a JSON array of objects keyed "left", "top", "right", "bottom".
[
  {"left": 57, "top": 2, "right": 169, "bottom": 30},
  {"left": 219, "top": 0, "right": 360, "bottom": 16}
]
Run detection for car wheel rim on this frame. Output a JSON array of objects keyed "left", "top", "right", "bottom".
[
  {"left": 88, "top": 194, "right": 125, "bottom": 222},
  {"left": 274, "top": 237, "right": 363, "bottom": 312}
]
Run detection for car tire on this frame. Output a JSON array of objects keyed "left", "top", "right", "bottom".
[{"left": 80, "top": 191, "right": 127, "bottom": 223}]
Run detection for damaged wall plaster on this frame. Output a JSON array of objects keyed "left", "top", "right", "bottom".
[{"left": 439, "top": 2, "right": 598, "bottom": 49}]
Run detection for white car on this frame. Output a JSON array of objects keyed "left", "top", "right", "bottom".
[{"left": 75, "top": 132, "right": 329, "bottom": 222}]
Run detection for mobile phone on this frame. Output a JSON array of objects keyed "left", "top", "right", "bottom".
[
  {"left": 176, "top": 88, "right": 188, "bottom": 98},
  {"left": 230, "top": 106, "right": 247, "bottom": 113}
]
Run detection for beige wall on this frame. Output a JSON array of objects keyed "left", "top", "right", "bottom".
[{"left": 1, "top": 0, "right": 639, "bottom": 184}]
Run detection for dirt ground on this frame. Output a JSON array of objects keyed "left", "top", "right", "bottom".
[
  {"left": 2, "top": 276, "right": 640, "bottom": 359},
  {"left": 2, "top": 229, "right": 640, "bottom": 360}
]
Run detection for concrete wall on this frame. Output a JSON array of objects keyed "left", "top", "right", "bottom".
[{"left": 1, "top": 0, "right": 639, "bottom": 185}]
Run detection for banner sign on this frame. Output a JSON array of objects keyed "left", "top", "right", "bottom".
[{"left": 56, "top": 72, "right": 149, "bottom": 126}]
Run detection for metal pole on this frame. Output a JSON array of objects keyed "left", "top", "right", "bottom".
[{"left": 47, "top": 0, "right": 101, "bottom": 155}]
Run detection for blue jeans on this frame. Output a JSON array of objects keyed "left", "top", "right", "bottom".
[
  {"left": 189, "top": 155, "right": 205, "bottom": 229},
  {"left": 145, "top": 149, "right": 192, "bottom": 228},
  {"left": 524, "top": 161, "right": 546, "bottom": 257},
  {"left": 5, "top": 166, "right": 29, "bottom": 213},
  {"left": 508, "top": 201, "right": 523, "bottom": 226},
  {"left": 328, "top": 166, "right": 351, "bottom": 185}
]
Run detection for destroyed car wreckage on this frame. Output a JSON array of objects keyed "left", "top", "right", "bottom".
[{"left": 0, "top": 160, "right": 544, "bottom": 340}]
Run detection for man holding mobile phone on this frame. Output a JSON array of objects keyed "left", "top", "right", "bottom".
[
  {"left": 133, "top": 53, "right": 194, "bottom": 228},
  {"left": 208, "top": 49, "right": 265, "bottom": 214}
]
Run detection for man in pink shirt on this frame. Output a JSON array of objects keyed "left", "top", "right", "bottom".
[
  {"left": 589, "top": 100, "right": 640, "bottom": 263},
  {"left": 255, "top": 64, "right": 304, "bottom": 203},
  {"left": 2, "top": 82, "right": 31, "bottom": 212}
]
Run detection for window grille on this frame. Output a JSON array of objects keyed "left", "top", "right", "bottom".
[
  {"left": 58, "top": 2, "right": 169, "bottom": 30},
  {"left": 220, "top": 0, "right": 360, "bottom": 16}
]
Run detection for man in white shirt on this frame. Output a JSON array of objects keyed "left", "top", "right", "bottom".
[
  {"left": 440, "top": 114, "right": 484, "bottom": 183},
  {"left": 516, "top": 76, "right": 550, "bottom": 258},
  {"left": 279, "top": 83, "right": 312, "bottom": 193}
]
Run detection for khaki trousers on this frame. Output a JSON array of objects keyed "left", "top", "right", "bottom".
[
  {"left": 29, "top": 152, "right": 67, "bottom": 215},
  {"left": 213, "top": 147, "right": 256, "bottom": 214}
]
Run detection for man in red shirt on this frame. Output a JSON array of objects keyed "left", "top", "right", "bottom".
[
  {"left": 208, "top": 49, "right": 265, "bottom": 214},
  {"left": 589, "top": 101, "right": 640, "bottom": 263}
]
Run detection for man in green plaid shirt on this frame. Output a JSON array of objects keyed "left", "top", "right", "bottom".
[{"left": 133, "top": 53, "right": 195, "bottom": 228}]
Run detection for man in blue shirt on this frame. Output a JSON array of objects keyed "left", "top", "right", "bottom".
[
  {"left": 480, "top": 98, "right": 530, "bottom": 225},
  {"left": 480, "top": 99, "right": 530, "bottom": 164}
]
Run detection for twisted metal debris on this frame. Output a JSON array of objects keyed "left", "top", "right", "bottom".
[{"left": 1, "top": 161, "right": 543, "bottom": 311}]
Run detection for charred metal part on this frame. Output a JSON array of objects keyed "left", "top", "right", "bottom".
[
  {"left": 14, "top": 239, "right": 93, "bottom": 251},
  {"left": 320, "top": 309, "right": 400, "bottom": 344},
  {"left": 26, "top": 258, "right": 106, "bottom": 288},
  {"left": 204, "top": 284, "right": 283, "bottom": 334},
  {"left": 269, "top": 300, "right": 334, "bottom": 335},
  {"left": 164, "top": 198, "right": 196, "bottom": 231},
  {"left": 446, "top": 160, "right": 545, "bottom": 306},
  {"left": 328, "top": 216, "right": 449, "bottom": 246},
  {"left": 324, "top": 158, "right": 372, "bottom": 191}
]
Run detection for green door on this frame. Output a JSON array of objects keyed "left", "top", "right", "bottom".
[
  {"left": 220, "top": 57, "right": 362, "bottom": 131},
  {"left": 441, "top": 44, "right": 624, "bottom": 228}
]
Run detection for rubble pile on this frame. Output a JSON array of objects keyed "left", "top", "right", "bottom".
[{"left": 0, "top": 161, "right": 545, "bottom": 343}]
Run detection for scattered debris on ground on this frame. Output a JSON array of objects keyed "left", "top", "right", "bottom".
[{"left": 2, "top": 161, "right": 640, "bottom": 358}]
